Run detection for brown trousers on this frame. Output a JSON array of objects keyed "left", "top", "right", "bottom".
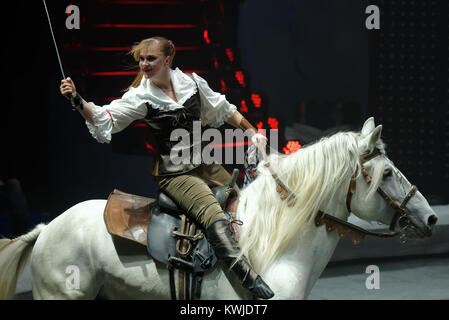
[{"left": 155, "top": 164, "right": 239, "bottom": 228}]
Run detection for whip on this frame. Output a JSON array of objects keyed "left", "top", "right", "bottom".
[{"left": 42, "top": 0, "right": 76, "bottom": 109}]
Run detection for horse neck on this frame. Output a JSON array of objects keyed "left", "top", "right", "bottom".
[
  {"left": 235, "top": 136, "right": 359, "bottom": 277},
  {"left": 264, "top": 193, "right": 350, "bottom": 299},
  {"left": 287, "top": 187, "right": 350, "bottom": 255},
  {"left": 235, "top": 176, "right": 350, "bottom": 278}
]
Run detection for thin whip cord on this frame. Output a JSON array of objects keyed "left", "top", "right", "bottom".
[{"left": 42, "top": 0, "right": 66, "bottom": 79}]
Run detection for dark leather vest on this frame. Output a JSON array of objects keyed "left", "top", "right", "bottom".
[{"left": 144, "top": 86, "right": 209, "bottom": 176}]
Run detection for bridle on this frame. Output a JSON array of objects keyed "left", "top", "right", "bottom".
[
  {"left": 345, "top": 148, "right": 418, "bottom": 231},
  {"left": 264, "top": 146, "right": 419, "bottom": 243}
]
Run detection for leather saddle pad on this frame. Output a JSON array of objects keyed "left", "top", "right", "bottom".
[
  {"left": 104, "top": 189, "right": 220, "bottom": 273},
  {"left": 104, "top": 189, "right": 156, "bottom": 246},
  {"left": 104, "top": 186, "right": 240, "bottom": 245}
]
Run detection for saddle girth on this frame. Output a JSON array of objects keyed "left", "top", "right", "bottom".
[
  {"left": 166, "top": 210, "right": 236, "bottom": 300},
  {"left": 169, "top": 214, "right": 204, "bottom": 300}
]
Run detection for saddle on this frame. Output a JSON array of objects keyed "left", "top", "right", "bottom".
[{"left": 103, "top": 169, "right": 240, "bottom": 300}]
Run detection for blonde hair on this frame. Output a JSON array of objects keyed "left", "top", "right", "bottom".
[{"left": 125, "top": 36, "right": 176, "bottom": 91}]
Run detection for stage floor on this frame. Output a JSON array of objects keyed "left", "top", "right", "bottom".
[{"left": 309, "top": 253, "right": 449, "bottom": 300}]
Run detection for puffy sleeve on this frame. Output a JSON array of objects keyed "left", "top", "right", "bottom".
[
  {"left": 85, "top": 88, "right": 148, "bottom": 144},
  {"left": 192, "top": 73, "right": 237, "bottom": 128}
]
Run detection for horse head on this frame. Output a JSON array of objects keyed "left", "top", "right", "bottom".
[{"left": 349, "top": 117, "right": 438, "bottom": 239}]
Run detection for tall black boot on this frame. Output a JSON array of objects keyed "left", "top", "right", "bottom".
[{"left": 206, "top": 219, "right": 274, "bottom": 299}]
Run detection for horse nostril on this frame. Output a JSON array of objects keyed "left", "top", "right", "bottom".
[{"left": 427, "top": 215, "right": 438, "bottom": 226}]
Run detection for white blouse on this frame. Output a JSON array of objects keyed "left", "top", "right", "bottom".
[{"left": 85, "top": 67, "right": 237, "bottom": 143}]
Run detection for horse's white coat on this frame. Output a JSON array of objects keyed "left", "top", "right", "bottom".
[{"left": 0, "top": 118, "right": 437, "bottom": 300}]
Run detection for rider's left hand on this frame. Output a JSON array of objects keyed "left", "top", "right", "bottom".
[{"left": 251, "top": 132, "right": 267, "bottom": 152}]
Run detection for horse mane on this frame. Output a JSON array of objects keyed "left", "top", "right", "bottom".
[{"left": 237, "top": 131, "right": 368, "bottom": 274}]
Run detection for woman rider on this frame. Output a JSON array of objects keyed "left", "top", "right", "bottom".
[{"left": 59, "top": 36, "right": 274, "bottom": 299}]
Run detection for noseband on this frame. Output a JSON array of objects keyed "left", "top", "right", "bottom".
[{"left": 346, "top": 148, "right": 418, "bottom": 231}]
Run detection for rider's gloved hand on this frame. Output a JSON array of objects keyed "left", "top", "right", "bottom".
[{"left": 250, "top": 131, "right": 267, "bottom": 152}]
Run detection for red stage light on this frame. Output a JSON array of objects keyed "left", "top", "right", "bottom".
[
  {"left": 267, "top": 117, "right": 279, "bottom": 130},
  {"left": 256, "top": 122, "right": 267, "bottom": 136},
  {"left": 240, "top": 100, "right": 248, "bottom": 113},
  {"left": 225, "top": 48, "right": 234, "bottom": 62},
  {"left": 214, "top": 57, "right": 219, "bottom": 69},
  {"left": 256, "top": 121, "right": 267, "bottom": 137},
  {"left": 220, "top": 79, "right": 227, "bottom": 92},
  {"left": 283, "top": 141, "right": 302, "bottom": 155},
  {"left": 145, "top": 142, "right": 156, "bottom": 152},
  {"left": 204, "top": 30, "right": 211, "bottom": 44},
  {"left": 235, "top": 71, "right": 246, "bottom": 87},
  {"left": 251, "top": 94, "right": 262, "bottom": 108}
]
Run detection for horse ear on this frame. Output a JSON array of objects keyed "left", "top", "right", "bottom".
[
  {"left": 361, "top": 117, "right": 375, "bottom": 137},
  {"left": 368, "top": 125, "right": 382, "bottom": 150}
]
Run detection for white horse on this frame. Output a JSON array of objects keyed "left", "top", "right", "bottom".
[{"left": 0, "top": 117, "right": 438, "bottom": 300}]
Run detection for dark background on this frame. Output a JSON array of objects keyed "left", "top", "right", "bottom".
[
  {"left": 1, "top": 0, "right": 448, "bottom": 231},
  {"left": 238, "top": 0, "right": 371, "bottom": 124}
]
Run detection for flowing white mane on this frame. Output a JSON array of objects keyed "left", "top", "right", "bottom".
[{"left": 237, "top": 131, "right": 370, "bottom": 274}]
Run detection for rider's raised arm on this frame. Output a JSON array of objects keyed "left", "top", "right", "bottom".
[
  {"left": 190, "top": 72, "right": 237, "bottom": 128},
  {"left": 83, "top": 88, "right": 148, "bottom": 144}
]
